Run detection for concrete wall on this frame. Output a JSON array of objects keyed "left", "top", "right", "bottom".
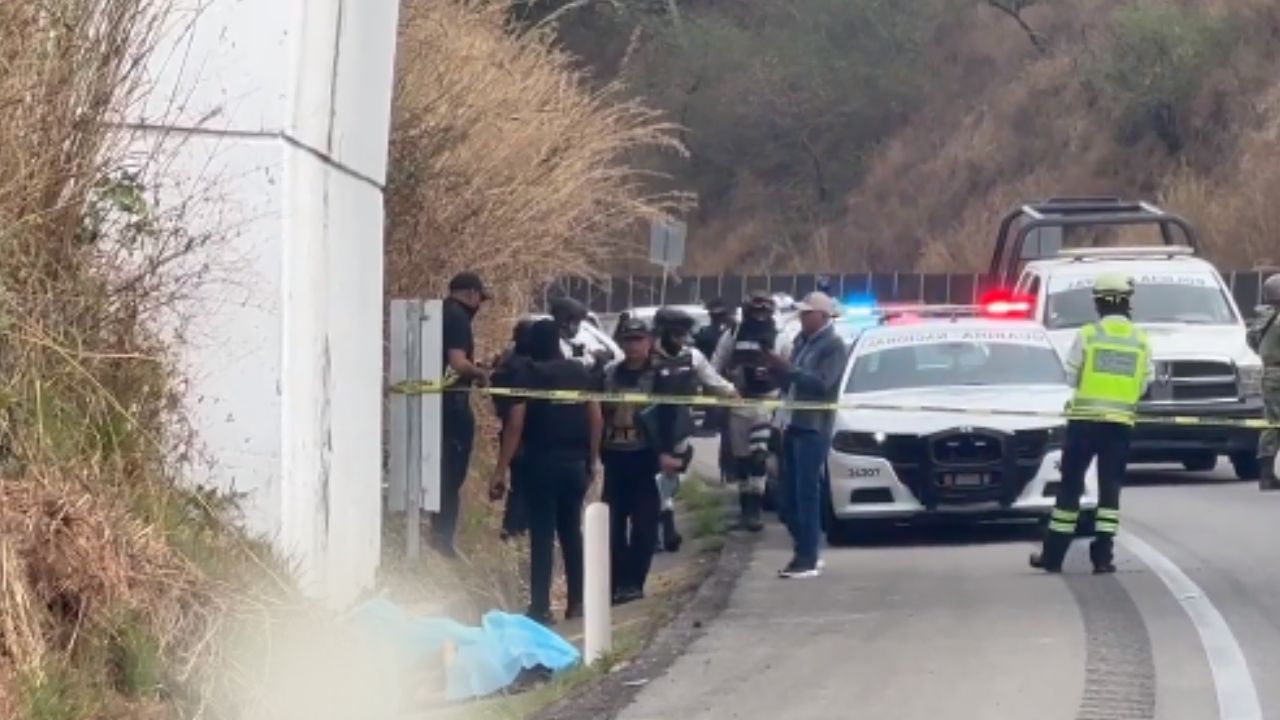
[{"left": 126, "top": 0, "right": 400, "bottom": 606}]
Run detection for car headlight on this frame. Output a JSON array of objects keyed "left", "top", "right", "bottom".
[
  {"left": 1239, "top": 363, "right": 1263, "bottom": 398},
  {"left": 832, "top": 431, "right": 887, "bottom": 456}
]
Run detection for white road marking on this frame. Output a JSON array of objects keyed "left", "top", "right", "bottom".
[{"left": 1121, "top": 532, "right": 1263, "bottom": 720}]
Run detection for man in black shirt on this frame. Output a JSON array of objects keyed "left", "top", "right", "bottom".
[
  {"left": 432, "top": 271, "right": 491, "bottom": 557},
  {"left": 490, "top": 319, "right": 602, "bottom": 626}
]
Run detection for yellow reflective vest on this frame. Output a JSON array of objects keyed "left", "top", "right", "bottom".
[{"left": 1066, "top": 317, "right": 1152, "bottom": 426}]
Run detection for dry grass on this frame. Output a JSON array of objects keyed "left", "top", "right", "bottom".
[
  {"left": 386, "top": 0, "right": 689, "bottom": 317},
  {"left": 383, "top": 0, "right": 688, "bottom": 612},
  {"left": 0, "top": 2, "right": 294, "bottom": 718},
  {"left": 638, "top": 0, "right": 1280, "bottom": 273}
]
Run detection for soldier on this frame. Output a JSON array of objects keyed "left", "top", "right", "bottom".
[
  {"left": 712, "top": 290, "right": 781, "bottom": 532},
  {"left": 649, "top": 306, "right": 736, "bottom": 551},
  {"left": 1247, "top": 274, "right": 1280, "bottom": 491}
]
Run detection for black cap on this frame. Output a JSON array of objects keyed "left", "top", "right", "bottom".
[
  {"left": 448, "top": 272, "right": 490, "bottom": 300},
  {"left": 616, "top": 317, "right": 651, "bottom": 339},
  {"left": 705, "top": 298, "right": 728, "bottom": 314}
]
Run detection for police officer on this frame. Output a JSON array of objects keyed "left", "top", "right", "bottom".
[
  {"left": 550, "top": 297, "right": 614, "bottom": 374},
  {"left": 712, "top": 290, "right": 781, "bottom": 532},
  {"left": 1031, "top": 273, "right": 1153, "bottom": 574},
  {"left": 694, "top": 299, "right": 737, "bottom": 465},
  {"left": 649, "top": 306, "right": 736, "bottom": 551},
  {"left": 1248, "top": 275, "right": 1280, "bottom": 491},
  {"left": 600, "top": 317, "right": 669, "bottom": 604}
]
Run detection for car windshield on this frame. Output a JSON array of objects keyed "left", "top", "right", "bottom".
[
  {"left": 1045, "top": 278, "right": 1236, "bottom": 329},
  {"left": 845, "top": 340, "right": 1066, "bottom": 393}
]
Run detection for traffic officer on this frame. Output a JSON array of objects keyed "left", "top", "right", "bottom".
[
  {"left": 712, "top": 290, "right": 781, "bottom": 531},
  {"left": 649, "top": 306, "right": 736, "bottom": 551},
  {"left": 1031, "top": 273, "right": 1153, "bottom": 574},
  {"left": 1248, "top": 274, "right": 1280, "bottom": 491}
]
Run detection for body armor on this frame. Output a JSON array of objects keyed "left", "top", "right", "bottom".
[
  {"left": 602, "top": 364, "right": 656, "bottom": 453},
  {"left": 728, "top": 319, "right": 780, "bottom": 397}
]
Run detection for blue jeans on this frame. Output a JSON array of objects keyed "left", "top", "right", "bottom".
[{"left": 780, "top": 427, "right": 829, "bottom": 567}]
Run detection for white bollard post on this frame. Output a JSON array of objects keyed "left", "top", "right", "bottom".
[{"left": 583, "top": 501, "right": 612, "bottom": 665}]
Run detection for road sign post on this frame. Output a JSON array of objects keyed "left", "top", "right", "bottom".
[{"left": 649, "top": 216, "right": 687, "bottom": 305}]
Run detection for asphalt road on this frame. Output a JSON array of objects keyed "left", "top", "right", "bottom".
[{"left": 616, "top": 455, "right": 1278, "bottom": 720}]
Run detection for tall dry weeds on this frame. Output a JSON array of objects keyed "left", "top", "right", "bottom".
[
  {"left": 386, "top": 0, "right": 688, "bottom": 315},
  {"left": 384, "top": 0, "right": 688, "bottom": 609},
  {"left": 0, "top": 2, "right": 283, "bottom": 717}
]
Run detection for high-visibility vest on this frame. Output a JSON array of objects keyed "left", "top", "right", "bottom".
[{"left": 1066, "top": 317, "right": 1151, "bottom": 426}]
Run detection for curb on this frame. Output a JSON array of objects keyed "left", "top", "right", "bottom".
[{"left": 532, "top": 518, "right": 758, "bottom": 720}]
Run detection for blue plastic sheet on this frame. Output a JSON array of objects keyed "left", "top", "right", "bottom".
[{"left": 352, "top": 598, "right": 581, "bottom": 701}]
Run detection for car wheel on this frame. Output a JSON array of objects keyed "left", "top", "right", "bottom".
[
  {"left": 1230, "top": 452, "right": 1261, "bottom": 481},
  {"left": 1181, "top": 453, "right": 1216, "bottom": 472}
]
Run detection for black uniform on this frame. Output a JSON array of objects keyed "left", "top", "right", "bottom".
[
  {"left": 601, "top": 359, "right": 662, "bottom": 601},
  {"left": 435, "top": 297, "right": 478, "bottom": 553}
]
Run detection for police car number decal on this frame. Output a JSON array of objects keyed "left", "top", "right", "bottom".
[{"left": 1050, "top": 273, "right": 1215, "bottom": 293}]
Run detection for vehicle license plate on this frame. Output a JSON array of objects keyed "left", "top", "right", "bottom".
[{"left": 949, "top": 473, "right": 989, "bottom": 487}]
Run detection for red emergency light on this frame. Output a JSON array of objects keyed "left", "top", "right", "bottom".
[{"left": 978, "top": 289, "right": 1033, "bottom": 318}]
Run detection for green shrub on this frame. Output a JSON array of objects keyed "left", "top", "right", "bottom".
[{"left": 1095, "top": 2, "right": 1230, "bottom": 151}]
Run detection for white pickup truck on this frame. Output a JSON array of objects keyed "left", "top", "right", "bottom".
[
  {"left": 988, "top": 197, "right": 1264, "bottom": 479},
  {"left": 1016, "top": 249, "right": 1264, "bottom": 478}
]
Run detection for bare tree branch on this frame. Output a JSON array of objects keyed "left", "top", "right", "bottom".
[{"left": 984, "top": 0, "right": 1048, "bottom": 53}]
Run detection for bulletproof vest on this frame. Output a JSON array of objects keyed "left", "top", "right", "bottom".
[
  {"left": 602, "top": 364, "right": 656, "bottom": 452},
  {"left": 729, "top": 321, "right": 780, "bottom": 396},
  {"left": 649, "top": 348, "right": 696, "bottom": 453},
  {"left": 652, "top": 347, "right": 698, "bottom": 397}
]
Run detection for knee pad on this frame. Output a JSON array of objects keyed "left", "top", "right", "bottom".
[
  {"left": 746, "top": 452, "right": 768, "bottom": 478},
  {"left": 748, "top": 425, "right": 772, "bottom": 460}
]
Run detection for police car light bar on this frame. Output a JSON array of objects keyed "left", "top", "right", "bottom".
[{"left": 1056, "top": 246, "right": 1195, "bottom": 260}]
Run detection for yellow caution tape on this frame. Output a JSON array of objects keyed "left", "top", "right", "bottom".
[{"left": 386, "top": 379, "right": 1278, "bottom": 430}]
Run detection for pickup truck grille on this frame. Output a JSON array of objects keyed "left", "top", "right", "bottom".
[{"left": 1144, "top": 360, "right": 1239, "bottom": 404}]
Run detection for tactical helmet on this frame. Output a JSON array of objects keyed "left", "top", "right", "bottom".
[
  {"left": 746, "top": 290, "right": 775, "bottom": 312},
  {"left": 549, "top": 297, "right": 587, "bottom": 324},
  {"left": 1263, "top": 275, "right": 1280, "bottom": 305},
  {"left": 1092, "top": 273, "right": 1135, "bottom": 301},
  {"left": 654, "top": 306, "right": 696, "bottom": 332}
]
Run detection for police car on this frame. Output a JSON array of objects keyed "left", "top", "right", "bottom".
[
  {"left": 824, "top": 305, "right": 1098, "bottom": 543},
  {"left": 1012, "top": 248, "right": 1264, "bottom": 479}
]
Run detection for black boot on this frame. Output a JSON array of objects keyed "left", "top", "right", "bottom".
[
  {"left": 742, "top": 492, "right": 765, "bottom": 532},
  {"left": 1260, "top": 456, "right": 1279, "bottom": 491},
  {"left": 1030, "top": 531, "right": 1072, "bottom": 573},
  {"left": 661, "top": 509, "right": 683, "bottom": 552},
  {"left": 1089, "top": 537, "right": 1116, "bottom": 574}
]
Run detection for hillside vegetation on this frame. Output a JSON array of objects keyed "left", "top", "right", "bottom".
[{"left": 527, "top": 0, "right": 1280, "bottom": 273}]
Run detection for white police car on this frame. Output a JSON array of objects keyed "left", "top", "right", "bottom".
[{"left": 824, "top": 306, "right": 1098, "bottom": 543}]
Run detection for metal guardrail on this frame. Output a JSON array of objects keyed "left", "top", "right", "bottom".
[{"left": 546, "top": 270, "right": 1279, "bottom": 319}]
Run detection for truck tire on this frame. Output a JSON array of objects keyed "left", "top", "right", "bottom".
[
  {"left": 1230, "top": 452, "right": 1261, "bottom": 481},
  {"left": 1182, "top": 453, "right": 1216, "bottom": 472}
]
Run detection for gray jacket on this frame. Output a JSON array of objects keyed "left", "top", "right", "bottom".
[{"left": 779, "top": 322, "right": 848, "bottom": 435}]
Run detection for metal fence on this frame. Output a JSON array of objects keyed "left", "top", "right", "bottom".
[{"left": 544, "top": 271, "right": 1279, "bottom": 319}]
